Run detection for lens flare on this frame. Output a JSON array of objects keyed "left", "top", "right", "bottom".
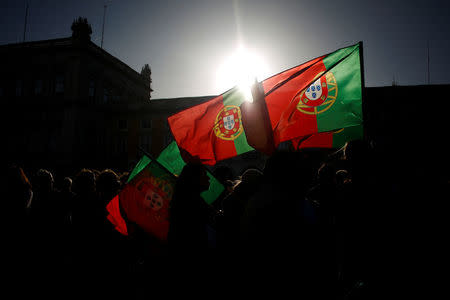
[{"left": 216, "top": 46, "right": 269, "bottom": 102}]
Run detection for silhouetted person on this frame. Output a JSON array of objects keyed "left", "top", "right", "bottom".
[
  {"left": 94, "top": 169, "right": 135, "bottom": 298},
  {"left": 55, "top": 176, "right": 75, "bottom": 265},
  {"left": 57, "top": 176, "right": 74, "bottom": 222},
  {"left": 30, "top": 168, "right": 55, "bottom": 219},
  {"left": 28, "top": 169, "right": 69, "bottom": 266},
  {"left": 4, "top": 165, "right": 38, "bottom": 296},
  {"left": 339, "top": 140, "right": 376, "bottom": 296},
  {"left": 119, "top": 171, "right": 129, "bottom": 189},
  {"left": 168, "top": 163, "right": 210, "bottom": 261},
  {"left": 5, "top": 165, "right": 33, "bottom": 221},
  {"left": 239, "top": 150, "right": 327, "bottom": 296},
  {"left": 307, "top": 162, "right": 338, "bottom": 226},
  {"left": 59, "top": 176, "right": 73, "bottom": 195},
  {"left": 70, "top": 169, "right": 100, "bottom": 271},
  {"left": 306, "top": 162, "right": 342, "bottom": 295},
  {"left": 96, "top": 169, "right": 121, "bottom": 206},
  {"left": 213, "top": 165, "right": 234, "bottom": 185},
  {"left": 4, "top": 165, "right": 33, "bottom": 249},
  {"left": 218, "top": 168, "right": 263, "bottom": 254}
]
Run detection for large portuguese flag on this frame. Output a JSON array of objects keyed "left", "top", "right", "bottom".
[
  {"left": 168, "top": 42, "right": 363, "bottom": 164},
  {"left": 263, "top": 42, "right": 363, "bottom": 146},
  {"left": 168, "top": 88, "right": 254, "bottom": 165},
  {"left": 106, "top": 155, "right": 177, "bottom": 240}
]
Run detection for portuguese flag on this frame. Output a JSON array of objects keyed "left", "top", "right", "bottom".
[
  {"left": 156, "top": 141, "right": 225, "bottom": 205},
  {"left": 168, "top": 42, "right": 363, "bottom": 164},
  {"left": 263, "top": 42, "right": 363, "bottom": 146},
  {"left": 106, "top": 155, "right": 177, "bottom": 240},
  {"left": 291, "top": 124, "right": 363, "bottom": 150},
  {"left": 168, "top": 88, "right": 254, "bottom": 165}
]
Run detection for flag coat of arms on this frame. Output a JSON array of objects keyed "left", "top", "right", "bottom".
[{"left": 106, "top": 155, "right": 177, "bottom": 240}]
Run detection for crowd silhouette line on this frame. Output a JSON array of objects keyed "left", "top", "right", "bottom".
[{"left": 4, "top": 139, "right": 448, "bottom": 299}]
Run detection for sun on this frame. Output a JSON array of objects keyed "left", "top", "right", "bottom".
[{"left": 216, "top": 46, "right": 269, "bottom": 102}]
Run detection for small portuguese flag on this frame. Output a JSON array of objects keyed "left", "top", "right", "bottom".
[
  {"left": 291, "top": 124, "right": 363, "bottom": 150},
  {"left": 106, "top": 155, "right": 177, "bottom": 240},
  {"left": 168, "top": 88, "right": 254, "bottom": 165},
  {"left": 263, "top": 42, "right": 363, "bottom": 146},
  {"left": 156, "top": 141, "right": 225, "bottom": 205}
]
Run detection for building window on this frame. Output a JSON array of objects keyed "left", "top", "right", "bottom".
[
  {"left": 97, "top": 133, "right": 105, "bottom": 146},
  {"left": 111, "top": 88, "right": 120, "bottom": 103},
  {"left": 34, "top": 79, "right": 43, "bottom": 95},
  {"left": 118, "top": 119, "right": 128, "bottom": 130},
  {"left": 118, "top": 137, "right": 127, "bottom": 153},
  {"left": 16, "top": 80, "right": 23, "bottom": 97},
  {"left": 139, "top": 135, "right": 151, "bottom": 151},
  {"left": 55, "top": 75, "right": 64, "bottom": 94},
  {"left": 141, "top": 119, "right": 152, "bottom": 129},
  {"left": 103, "top": 88, "right": 109, "bottom": 103},
  {"left": 89, "top": 80, "right": 95, "bottom": 99}
]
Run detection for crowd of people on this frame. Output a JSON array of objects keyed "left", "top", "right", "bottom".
[{"left": 4, "top": 139, "right": 448, "bottom": 299}]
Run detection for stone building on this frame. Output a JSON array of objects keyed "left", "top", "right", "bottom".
[{"left": 2, "top": 18, "right": 154, "bottom": 175}]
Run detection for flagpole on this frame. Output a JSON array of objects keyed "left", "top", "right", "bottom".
[
  {"left": 359, "top": 41, "right": 367, "bottom": 142},
  {"left": 137, "top": 146, "right": 178, "bottom": 180},
  {"left": 101, "top": 4, "right": 107, "bottom": 49},
  {"left": 23, "top": 2, "right": 29, "bottom": 42},
  {"left": 427, "top": 40, "right": 430, "bottom": 85}
]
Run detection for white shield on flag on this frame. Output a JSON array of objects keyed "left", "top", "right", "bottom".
[
  {"left": 223, "top": 115, "right": 235, "bottom": 130},
  {"left": 304, "top": 78, "right": 323, "bottom": 101}
]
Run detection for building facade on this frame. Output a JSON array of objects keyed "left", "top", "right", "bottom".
[{"left": 2, "top": 20, "right": 154, "bottom": 175}]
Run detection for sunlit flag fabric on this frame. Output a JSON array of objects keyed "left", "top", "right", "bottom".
[
  {"left": 262, "top": 42, "right": 363, "bottom": 146},
  {"left": 168, "top": 42, "right": 363, "bottom": 164},
  {"left": 168, "top": 88, "right": 254, "bottom": 165},
  {"left": 291, "top": 124, "right": 363, "bottom": 150},
  {"left": 106, "top": 155, "right": 176, "bottom": 240},
  {"left": 157, "top": 141, "right": 225, "bottom": 205}
]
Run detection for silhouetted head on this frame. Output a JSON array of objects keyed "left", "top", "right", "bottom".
[
  {"left": 344, "top": 139, "right": 371, "bottom": 176},
  {"left": 119, "top": 172, "right": 129, "bottom": 188},
  {"left": 177, "top": 163, "right": 210, "bottom": 194},
  {"left": 34, "top": 169, "right": 54, "bottom": 195},
  {"left": 6, "top": 165, "right": 33, "bottom": 211},
  {"left": 317, "top": 163, "right": 336, "bottom": 187},
  {"left": 96, "top": 169, "right": 121, "bottom": 203},
  {"left": 72, "top": 168, "right": 96, "bottom": 196},
  {"left": 335, "top": 169, "right": 351, "bottom": 187},
  {"left": 213, "top": 165, "right": 234, "bottom": 183},
  {"left": 61, "top": 177, "right": 72, "bottom": 193},
  {"left": 344, "top": 140, "right": 370, "bottom": 163},
  {"left": 240, "top": 168, "right": 263, "bottom": 186},
  {"left": 229, "top": 168, "right": 263, "bottom": 198},
  {"left": 264, "top": 150, "right": 315, "bottom": 191}
]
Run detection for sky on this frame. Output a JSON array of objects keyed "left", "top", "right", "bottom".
[{"left": 1, "top": 0, "right": 450, "bottom": 99}]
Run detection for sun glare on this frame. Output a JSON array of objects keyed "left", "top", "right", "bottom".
[{"left": 216, "top": 46, "right": 269, "bottom": 102}]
